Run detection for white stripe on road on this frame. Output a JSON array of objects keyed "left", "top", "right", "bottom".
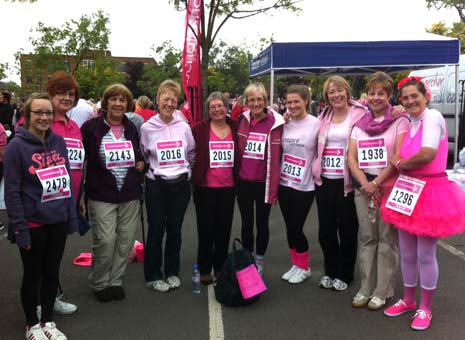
[
  {"left": 208, "top": 285, "right": 224, "bottom": 340},
  {"left": 438, "top": 240, "right": 465, "bottom": 261}
]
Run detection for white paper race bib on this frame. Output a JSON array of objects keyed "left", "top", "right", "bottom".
[
  {"left": 64, "top": 138, "right": 85, "bottom": 170},
  {"left": 321, "top": 147, "right": 344, "bottom": 174},
  {"left": 357, "top": 137, "right": 388, "bottom": 169},
  {"left": 104, "top": 141, "right": 135, "bottom": 169},
  {"left": 209, "top": 141, "right": 234, "bottom": 168},
  {"left": 385, "top": 175, "right": 426, "bottom": 216},
  {"left": 36, "top": 165, "right": 71, "bottom": 203},
  {"left": 156, "top": 140, "right": 186, "bottom": 168},
  {"left": 280, "top": 153, "right": 306, "bottom": 184},
  {"left": 243, "top": 133, "right": 267, "bottom": 160}
]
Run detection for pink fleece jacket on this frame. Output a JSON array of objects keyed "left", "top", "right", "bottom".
[
  {"left": 237, "top": 108, "right": 284, "bottom": 204},
  {"left": 312, "top": 100, "right": 368, "bottom": 194}
]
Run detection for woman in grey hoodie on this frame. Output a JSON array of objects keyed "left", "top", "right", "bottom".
[{"left": 4, "top": 93, "right": 77, "bottom": 340}]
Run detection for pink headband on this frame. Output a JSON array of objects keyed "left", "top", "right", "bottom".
[{"left": 397, "top": 76, "right": 431, "bottom": 101}]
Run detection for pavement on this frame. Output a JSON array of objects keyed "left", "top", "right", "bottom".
[{"left": 1, "top": 200, "right": 465, "bottom": 340}]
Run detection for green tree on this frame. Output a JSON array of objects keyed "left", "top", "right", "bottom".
[
  {"left": 169, "top": 0, "right": 301, "bottom": 109},
  {"left": 426, "top": 1, "right": 465, "bottom": 24},
  {"left": 137, "top": 41, "right": 183, "bottom": 99},
  {"left": 208, "top": 40, "right": 252, "bottom": 95},
  {"left": 427, "top": 20, "right": 465, "bottom": 53},
  {"left": 30, "top": 10, "right": 110, "bottom": 74},
  {"left": 24, "top": 10, "right": 124, "bottom": 97}
]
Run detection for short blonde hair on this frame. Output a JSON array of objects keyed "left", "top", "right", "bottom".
[
  {"left": 323, "top": 76, "right": 351, "bottom": 105},
  {"left": 157, "top": 80, "right": 181, "bottom": 102},
  {"left": 243, "top": 82, "right": 268, "bottom": 104},
  {"left": 138, "top": 95, "right": 151, "bottom": 109}
]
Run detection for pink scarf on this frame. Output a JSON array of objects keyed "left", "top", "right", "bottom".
[{"left": 354, "top": 104, "right": 408, "bottom": 136}]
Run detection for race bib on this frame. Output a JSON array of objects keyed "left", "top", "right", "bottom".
[
  {"left": 104, "top": 141, "right": 135, "bottom": 169},
  {"left": 209, "top": 141, "right": 234, "bottom": 168},
  {"left": 156, "top": 140, "right": 186, "bottom": 168},
  {"left": 280, "top": 153, "right": 306, "bottom": 184},
  {"left": 64, "top": 138, "right": 85, "bottom": 170},
  {"left": 385, "top": 175, "right": 426, "bottom": 216},
  {"left": 243, "top": 133, "right": 267, "bottom": 160},
  {"left": 357, "top": 137, "right": 388, "bottom": 169},
  {"left": 321, "top": 147, "right": 344, "bottom": 174},
  {"left": 36, "top": 165, "right": 71, "bottom": 203}
]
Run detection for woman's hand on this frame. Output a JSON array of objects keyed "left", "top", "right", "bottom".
[
  {"left": 135, "top": 161, "right": 145, "bottom": 173},
  {"left": 79, "top": 195, "right": 87, "bottom": 216},
  {"left": 392, "top": 105, "right": 405, "bottom": 115},
  {"left": 360, "top": 180, "right": 377, "bottom": 197}
]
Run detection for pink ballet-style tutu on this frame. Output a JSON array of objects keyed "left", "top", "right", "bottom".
[{"left": 381, "top": 175, "right": 465, "bottom": 238}]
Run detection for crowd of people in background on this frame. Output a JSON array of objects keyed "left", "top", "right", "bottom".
[{"left": 1, "top": 70, "right": 465, "bottom": 340}]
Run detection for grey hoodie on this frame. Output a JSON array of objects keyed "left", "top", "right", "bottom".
[{"left": 4, "top": 127, "right": 78, "bottom": 247}]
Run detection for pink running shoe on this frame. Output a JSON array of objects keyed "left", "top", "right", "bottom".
[
  {"left": 384, "top": 299, "right": 416, "bottom": 317},
  {"left": 411, "top": 309, "right": 432, "bottom": 331}
]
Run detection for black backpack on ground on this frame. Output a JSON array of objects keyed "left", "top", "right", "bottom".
[{"left": 214, "top": 238, "right": 261, "bottom": 307}]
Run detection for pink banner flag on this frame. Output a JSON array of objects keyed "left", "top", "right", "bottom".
[{"left": 182, "top": 0, "right": 203, "bottom": 126}]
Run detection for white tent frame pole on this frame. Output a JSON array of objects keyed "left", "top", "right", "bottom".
[
  {"left": 270, "top": 69, "right": 275, "bottom": 108},
  {"left": 455, "top": 64, "right": 460, "bottom": 162}
]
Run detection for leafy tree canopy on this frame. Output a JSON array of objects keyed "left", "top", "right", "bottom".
[{"left": 426, "top": 1, "right": 465, "bottom": 24}]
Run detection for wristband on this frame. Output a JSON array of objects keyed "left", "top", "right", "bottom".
[
  {"left": 395, "top": 159, "right": 402, "bottom": 170},
  {"left": 372, "top": 180, "right": 378, "bottom": 187}
]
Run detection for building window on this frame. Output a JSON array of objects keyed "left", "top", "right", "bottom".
[
  {"left": 121, "top": 62, "right": 127, "bottom": 72},
  {"left": 65, "top": 61, "right": 70, "bottom": 73},
  {"left": 25, "top": 60, "right": 33, "bottom": 71},
  {"left": 80, "top": 59, "right": 96, "bottom": 71},
  {"left": 26, "top": 76, "right": 33, "bottom": 84}
]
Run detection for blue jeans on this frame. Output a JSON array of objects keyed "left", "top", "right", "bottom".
[{"left": 144, "top": 177, "right": 191, "bottom": 282}]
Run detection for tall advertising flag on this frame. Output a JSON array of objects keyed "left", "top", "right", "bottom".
[{"left": 182, "top": 0, "right": 203, "bottom": 126}]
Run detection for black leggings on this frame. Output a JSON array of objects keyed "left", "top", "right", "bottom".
[
  {"left": 237, "top": 180, "right": 271, "bottom": 256},
  {"left": 278, "top": 185, "right": 315, "bottom": 253},
  {"left": 19, "top": 222, "right": 68, "bottom": 326}
]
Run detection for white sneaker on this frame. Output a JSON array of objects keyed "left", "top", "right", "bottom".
[
  {"left": 332, "top": 278, "right": 348, "bottom": 291},
  {"left": 256, "top": 264, "right": 263, "bottom": 276},
  {"left": 41, "top": 322, "right": 67, "bottom": 340},
  {"left": 25, "top": 323, "right": 48, "bottom": 340},
  {"left": 146, "top": 280, "right": 170, "bottom": 292},
  {"left": 281, "top": 265, "right": 298, "bottom": 281},
  {"left": 53, "top": 298, "right": 77, "bottom": 315},
  {"left": 352, "top": 292, "right": 370, "bottom": 308},
  {"left": 319, "top": 275, "right": 333, "bottom": 289},
  {"left": 288, "top": 267, "right": 312, "bottom": 284},
  {"left": 166, "top": 276, "right": 181, "bottom": 289}
]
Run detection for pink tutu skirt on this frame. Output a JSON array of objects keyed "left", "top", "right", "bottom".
[{"left": 381, "top": 175, "right": 465, "bottom": 238}]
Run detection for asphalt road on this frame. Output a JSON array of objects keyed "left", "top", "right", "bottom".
[{"left": 1, "top": 200, "right": 465, "bottom": 340}]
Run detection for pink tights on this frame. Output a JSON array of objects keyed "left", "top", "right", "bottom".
[{"left": 399, "top": 229, "right": 438, "bottom": 313}]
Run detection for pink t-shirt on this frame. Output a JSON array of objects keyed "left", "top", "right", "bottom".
[
  {"left": 109, "top": 122, "right": 124, "bottom": 139},
  {"left": 204, "top": 129, "right": 234, "bottom": 188},
  {"left": 323, "top": 114, "right": 350, "bottom": 179},
  {"left": 239, "top": 113, "right": 275, "bottom": 182},
  {"left": 351, "top": 116, "right": 409, "bottom": 176},
  {"left": 280, "top": 115, "right": 320, "bottom": 191},
  {"left": 51, "top": 116, "right": 84, "bottom": 202}
]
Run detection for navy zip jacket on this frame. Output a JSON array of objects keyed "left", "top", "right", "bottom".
[
  {"left": 81, "top": 112, "right": 143, "bottom": 203},
  {"left": 4, "top": 127, "right": 78, "bottom": 247}
]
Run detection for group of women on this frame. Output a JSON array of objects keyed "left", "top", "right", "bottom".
[{"left": 4, "top": 70, "right": 465, "bottom": 340}]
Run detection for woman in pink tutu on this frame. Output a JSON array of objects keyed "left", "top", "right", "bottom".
[{"left": 381, "top": 77, "right": 465, "bottom": 331}]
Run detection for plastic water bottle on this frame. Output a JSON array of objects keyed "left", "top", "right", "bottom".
[
  {"left": 192, "top": 264, "right": 201, "bottom": 294},
  {"left": 365, "top": 198, "right": 377, "bottom": 224}
]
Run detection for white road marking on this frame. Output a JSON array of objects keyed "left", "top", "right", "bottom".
[
  {"left": 208, "top": 285, "right": 224, "bottom": 340},
  {"left": 438, "top": 240, "right": 465, "bottom": 261}
]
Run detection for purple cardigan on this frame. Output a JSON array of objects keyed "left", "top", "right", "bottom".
[{"left": 81, "top": 113, "right": 143, "bottom": 203}]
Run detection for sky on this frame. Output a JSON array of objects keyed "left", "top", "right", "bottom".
[{"left": 0, "top": 0, "right": 459, "bottom": 84}]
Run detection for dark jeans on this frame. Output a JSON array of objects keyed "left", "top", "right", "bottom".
[
  {"left": 278, "top": 185, "right": 315, "bottom": 253},
  {"left": 19, "top": 222, "right": 69, "bottom": 326},
  {"left": 315, "top": 178, "right": 359, "bottom": 283},
  {"left": 237, "top": 180, "right": 271, "bottom": 256},
  {"left": 193, "top": 186, "right": 235, "bottom": 276},
  {"left": 144, "top": 177, "right": 191, "bottom": 282}
]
